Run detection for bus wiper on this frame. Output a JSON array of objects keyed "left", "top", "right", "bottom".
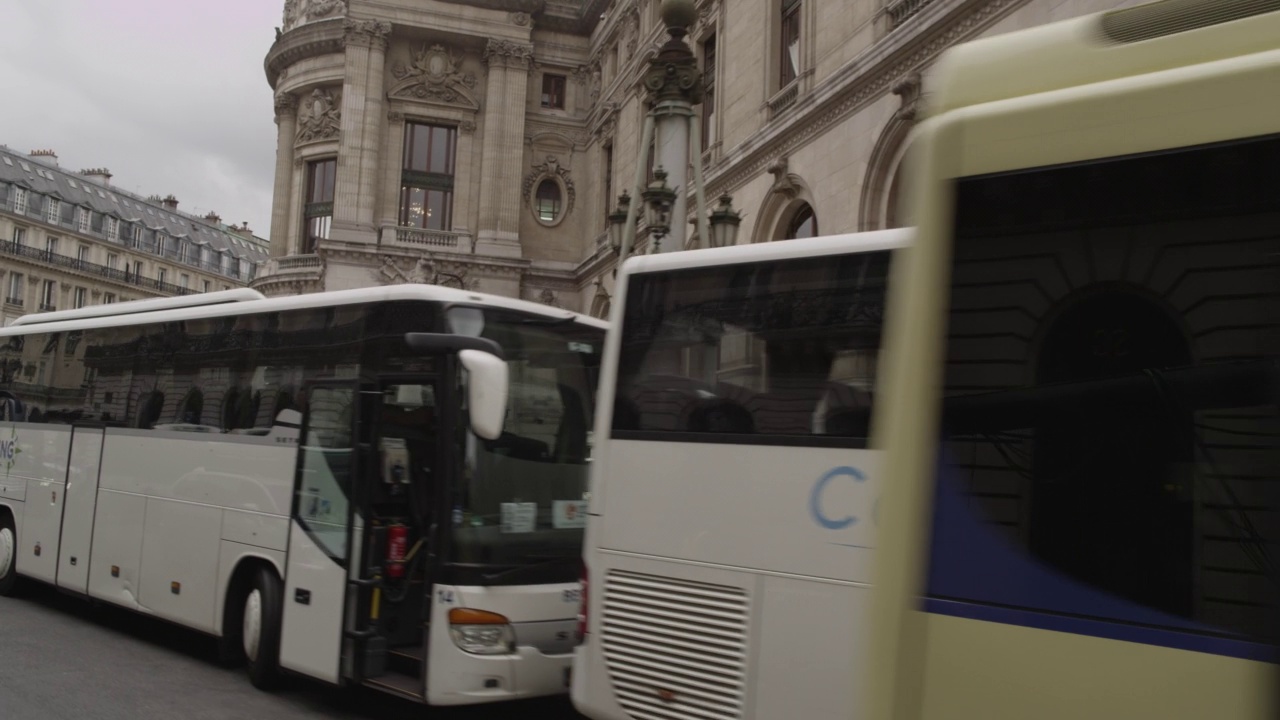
[{"left": 480, "top": 554, "right": 579, "bottom": 581}]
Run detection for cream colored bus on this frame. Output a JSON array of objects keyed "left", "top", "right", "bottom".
[{"left": 870, "top": 1, "right": 1280, "bottom": 718}]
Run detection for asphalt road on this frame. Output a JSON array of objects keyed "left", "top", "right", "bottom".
[{"left": 0, "top": 582, "right": 583, "bottom": 720}]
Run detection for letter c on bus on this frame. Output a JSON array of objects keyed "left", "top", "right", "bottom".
[{"left": 810, "top": 466, "right": 865, "bottom": 530}]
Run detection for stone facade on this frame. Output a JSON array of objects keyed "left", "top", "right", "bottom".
[
  {"left": 255, "top": 0, "right": 1145, "bottom": 314},
  {"left": 0, "top": 147, "right": 269, "bottom": 328}
]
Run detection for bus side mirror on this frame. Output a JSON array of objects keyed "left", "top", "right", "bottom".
[{"left": 459, "top": 349, "right": 507, "bottom": 441}]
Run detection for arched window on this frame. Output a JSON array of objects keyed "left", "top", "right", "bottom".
[
  {"left": 536, "top": 179, "right": 562, "bottom": 223},
  {"left": 179, "top": 389, "right": 204, "bottom": 425},
  {"left": 785, "top": 203, "right": 817, "bottom": 239}
]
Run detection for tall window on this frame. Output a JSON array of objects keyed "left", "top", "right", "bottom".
[
  {"left": 13, "top": 188, "right": 27, "bottom": 215},
  {"left": 400, "top": 122, "right": 457, "bottom": 232},
  {"left": 46, "top": 198, "right": 60, "bottom": 225},
  {"left": 132, "top": 260, "right": 144, "bottom": 280},
  {"left": 785, "top": 203, "right": 817, "bottom": 239},
  {"left": 541, "top": 74, "right": 566, "bottom": 109},
  {"left": 72, "top": 287, "right": 86, "bottom": 309},
  {"left": 40, "top": 280, "right": 55, "bottom": 311},
  {"left": 203, "top": 280, "right": 211, "bottom": 293},
  {"left": 6, "top": 273, "right": 23, "bottom": 304},
  {"left": 107, "top": 253, "right": 119, "bottom": 270},
  {"left": 12, "top": 226, "right": 25, "bottom": 246},
  {"left": 304, "top": 158, "right": 336, "bottom": 253},
  {"left": 77, "top": 207, "right": 90, "bottom": 233},
  {"left": 103, "top": 293, "right": 116, "bottom": 304},
  {"left": 157, "top": 268, "right": 167, "bottom": 286},
  {"left": 780, "top": 0, "right": 801, "bottom": 87},
  {"left": 45, "top": 235, "right": 58, "bottom": 255},
  {"left": 77, "top": 245, "right": 90, "bottom": 263},
  {"left": 701, "top": 34, "right": 717, "bottom": 147},
  {"left": 106, "top": 216, "right": 119, "bottom": 242},
  {"left": 180, "top": 274, "right": 190, "bottom": 290}
]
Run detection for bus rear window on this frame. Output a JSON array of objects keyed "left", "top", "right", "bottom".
[{"left": 611, "top": 251, "right": 892, "bottom": 447}]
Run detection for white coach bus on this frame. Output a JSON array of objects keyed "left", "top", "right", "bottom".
[
  {"left": 0, "top": 284, "right": 605, "bottom": 706},
  {"left": 571, "top": 227, "right": 911, "bottom": 719}
]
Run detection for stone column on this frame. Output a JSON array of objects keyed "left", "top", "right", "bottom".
[
  {"left": 269, "top": 92, "right": 297, "bottom": 258},
  {"left": 476, "top": 39, "right": 533, "bottom": 258},
  {"left": 381, "top": 110, "right": 407, "bottom": 229},
  {"left": 329, "top": 18, "right": 392, "bottom": 246}
]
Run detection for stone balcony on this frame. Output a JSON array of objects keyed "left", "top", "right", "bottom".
[{"left": 379, "top": 225, "right": 474, "bottom": 254}]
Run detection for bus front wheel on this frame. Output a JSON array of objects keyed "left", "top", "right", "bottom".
[
  {"left": 243, "top": 565, "right": 284, "bottom": 690},
  {"left": 0, "top": 513, "right": 17, "bottom": 597}
]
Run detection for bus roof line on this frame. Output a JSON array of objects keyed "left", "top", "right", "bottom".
[{"left": 8, "top": 288, "right": 267, "bottom": 327}]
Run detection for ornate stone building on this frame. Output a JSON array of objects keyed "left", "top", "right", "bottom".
[
  {"left": 255, "top": 0, "right": 1142, "bottom": 315},
  {"left": 0, "top": 147, "right": 269, "bottom": 327}
]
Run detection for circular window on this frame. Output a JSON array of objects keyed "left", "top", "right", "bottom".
[{"left": 535, "top": 178, "right": 563, "bottom": 225}]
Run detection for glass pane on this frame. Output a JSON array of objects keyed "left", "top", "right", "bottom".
[
  {"left": 613, "top": 251, "right": 890, "bottom": 444},
  {"left": 426, "top": 190, "right": 449, "bottom": 231},
  {"left": 934, "top": 134, "right": 1280, "bottom": 645},
  {"left": 297, "top": 385, "right": 355, "bottom": 561},
  {"left": 429, "top": 126, "right": 454, "bottom": 175},
  {"left": 410, "top": 124, "right": 430, "bottom": 171},
  {"left": 402, "top": 186, "right": 427, "bottom": 228},
  {"left": 536, "top": 180, "right": 561, "bottom": 222}
]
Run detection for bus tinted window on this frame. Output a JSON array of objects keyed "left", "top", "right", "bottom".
[
  {"left": 932, "top": 134, "right": 1280, "bottom": 645},
  {"left": 613, "top": 251, "right": 890, "bottom": 446}
]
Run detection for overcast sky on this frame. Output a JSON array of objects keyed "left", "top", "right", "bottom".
[{"left": 0, "top": 0, "right": 281, "bottom": 238}]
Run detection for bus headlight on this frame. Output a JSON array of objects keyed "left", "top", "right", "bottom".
[{"left": 448, "top": 608, "right": 515, "bottom": 655}]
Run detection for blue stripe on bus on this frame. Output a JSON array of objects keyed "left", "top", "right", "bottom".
[
  {"left": 924, "top": 445, "right": 1277, "bottom": 662},
  {"left": 922, "top": 597, "right": 1278, "bottom": 663}
]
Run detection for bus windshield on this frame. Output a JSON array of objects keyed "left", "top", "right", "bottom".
[{"left": 448, "top": 308, "right": 601, "bottom": 584}]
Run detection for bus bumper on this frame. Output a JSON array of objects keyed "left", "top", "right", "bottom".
[{"left": 571, "top": 640, "right": 629, "bottom": 720}]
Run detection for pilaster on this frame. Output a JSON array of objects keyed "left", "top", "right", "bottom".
[
  {"left": 269, "top": 92, "right": 298, "bottom": 258},
  {"left": 476, "top": 39, "right": 534, "bottom": 258},
  {"left": 330, "top": 18, "right": 392, "bottom": 245}
]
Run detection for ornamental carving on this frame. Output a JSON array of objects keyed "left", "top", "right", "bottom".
[
  {"left": 390, "top": 44, "right": 480, "bottom": 109},
  {"left": 296, "top": 88, "right": 341, "bottom": 143},
  {"left": 344, "top": 18, "right": 391, "bottom": 47},
  {"left": 522, "top": 155, "right": 576, "bottom": 215},
  {"left": 274, "top": 92, "right": 297, "bottom": 119},
  {"left": 767, "top": 156, "right": 803, "bottom": 199},
  {"left": 892, "top": 71, "right": 923, "bottom": 122},
  {"left": 377, "top": 256, "right": 434, "bottom": 285},
  {"left": 483, "top": 39, "right": 534, "bottom": 68},
  {"left": 282, "top": 0, "right": 348, "bottom": 32}
]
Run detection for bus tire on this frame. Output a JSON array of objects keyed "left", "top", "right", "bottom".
[
  {"left": 0, "top": 512, "right": 18, "bottom": 597},
  {"left": 242, "top": 565, "right": 284, "bottom": 690}
]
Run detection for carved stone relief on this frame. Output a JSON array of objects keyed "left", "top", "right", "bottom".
[
  {"left": 389, "top": 44, "right": 480, "bottom": 109},
  {"left": 483, "top": 39, "right": 534, "bottom": 69},
  {"left": 282, "top": 0, "right": 348, "bottom": 33},
  {"left": 296, "top": 88, "right": 341, "bottom": 143},
  {"left": 377, "top": 256, "right": 434, "bottom": 285}
]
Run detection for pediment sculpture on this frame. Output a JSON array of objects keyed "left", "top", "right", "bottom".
[{"left": 389, "top": 44, "right": 480, "bottom": 110}]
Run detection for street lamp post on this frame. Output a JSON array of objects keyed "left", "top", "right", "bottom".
[{"left": 616, "top": 0, "right": 707, "bottom": 264}]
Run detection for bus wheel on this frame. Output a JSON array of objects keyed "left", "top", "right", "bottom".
[
  {"left": 243, "top": 565, "right": 284, "bottom": 690},
  {"left": 0, "top": 513, "right": 18, "bottom": 597}
]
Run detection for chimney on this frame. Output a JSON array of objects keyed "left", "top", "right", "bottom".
[
  {"left": 204, "top": 211, "right": 222, "bottom": 224},
  {"left": 162, "top": 194, "right": 179, "bottom": 210},
  {"left": 80, "top": 168, "right": 113, "bottom": 186},
  {"left": 29, "top": 149, "right": 59, "bottom": 166}
]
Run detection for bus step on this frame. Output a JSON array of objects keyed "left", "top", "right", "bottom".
[
  {"left": 388, "top": 645, "right": 424, "bottom": 663},
  {"left": 364, "top": 672, "right": 423, "bottom": 701}
]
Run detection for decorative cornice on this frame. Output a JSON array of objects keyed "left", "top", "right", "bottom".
[
  {"left": 343, "top": 18, "right": 391, "bottom": 48},
  {"left": 264, "top": 20, "right": 345, "bottom": 88},
  {"left": 704, "top": 0, "right": 1023, "bottom": 199}
]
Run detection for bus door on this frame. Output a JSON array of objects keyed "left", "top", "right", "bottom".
[
  {"left": 56, "top": 422, "right": 105, "bottom": 595},
  {"left": 350, "top": 376, "right": 446, "bottom": 700},
  {"left": 279, "top": 380, "right": 373, "bottom": 685}
]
